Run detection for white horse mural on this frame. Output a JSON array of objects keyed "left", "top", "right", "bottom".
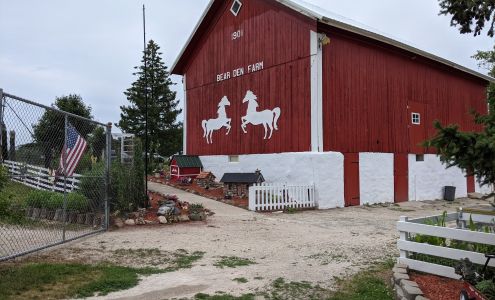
[
  {"left": 241, "top": 90, "right": 281, "bottom": 140},
  {"left": 201, "top": 96, "right": 232, "bottom": 144}
]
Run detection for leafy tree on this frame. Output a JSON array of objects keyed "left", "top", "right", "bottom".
[
  {"left": 33, "top": 95, "right": 94, "bottom": 168},
  {"left": 119, "top": 40, "right": 182, "bottom": 171},
  {"left": 439, "top": 0, "right": 495, "bottom": 37},
  {"left": 87, "top": 126, "right": 106, "bottom": 160}
]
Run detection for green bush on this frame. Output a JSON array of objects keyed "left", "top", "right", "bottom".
[
  {"left": 48, "top": 193, "right": 64, "bottom": 210},
  {"left": 26, "top": 190, "right": 54, "bottom": 208},
  {"left": 0, "top": 166, "right": 8, "bottom": 191},
  {"left": 67, "top": 193, "right": 88, "bottom": 212},
  {"left": 79, "top": 162, "right": 105, "bottom": 211}
]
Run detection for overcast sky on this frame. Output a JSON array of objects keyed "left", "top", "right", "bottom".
[{"left": 1, "top": 0, "right": 493, "bottom": 132}]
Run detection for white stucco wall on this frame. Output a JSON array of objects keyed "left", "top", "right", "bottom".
[
  {"left": 475, "top": 177, "right": 494, "bottom": 195},
  {"left": 408, "top": 154, "right": 467, "bottom": 201},
  {"left": 200, "top": 152, "right": 345, "bottom": 209},
  {"left": 359, "top": 153, "right": 394, "bottom": 205}
]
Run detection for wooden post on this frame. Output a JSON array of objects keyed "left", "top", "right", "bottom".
[{"left": 399, "top": 216, "right": 409, "bottom": 264}]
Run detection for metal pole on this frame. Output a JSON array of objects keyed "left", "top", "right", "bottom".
[
  {"left": 104, "top": 123, "right": 112, "bottom": 230},
  {"left": 62, "top": 115, "right": 68, "bottom": 242},
  {"left": 143, "top": 4, "right": 149, "bottom": 206}
]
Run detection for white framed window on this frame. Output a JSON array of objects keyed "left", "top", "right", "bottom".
[
  {"left": 412, "top": 112, "right": 421, "bottom": 125},
  {"left": 230, "top": 0, "right": 242, "bottom": 16},
  {"left": 229, "top": 155, "right": 239, "bottom": 163}
]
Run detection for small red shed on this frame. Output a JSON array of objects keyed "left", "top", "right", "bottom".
[{"left": 169, "top": 155, "right": 203, "bottom": 181}]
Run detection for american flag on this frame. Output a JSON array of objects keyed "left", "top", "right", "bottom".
[{"left": 58, "top": 122, "right": 87, "bottom": 177}]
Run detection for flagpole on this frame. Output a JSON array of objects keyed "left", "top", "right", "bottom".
[{"left": 143, "top": 4, "right": 149, "bottom": 207}]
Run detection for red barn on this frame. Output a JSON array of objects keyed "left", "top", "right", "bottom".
[
  {"left": 171, "top": 0, "right": 493, "bottom": 208},
  {"left": 169, "top": 155, "right": 203, "bottom": 181}
]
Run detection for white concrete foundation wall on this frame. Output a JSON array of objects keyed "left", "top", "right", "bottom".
[
  {"left": 200, "top": 152, "right": 345, "bottom": 209},
  {"left": 475, "top": 177, "right": 494, "bottom": 195},
  {"left": 359, "top": 153, "right": 394, "bottom": 205},
  {"left": 408, "top": 154, "right": 467, "bottom": 201}
]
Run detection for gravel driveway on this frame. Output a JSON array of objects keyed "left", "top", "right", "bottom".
[{"left": 19, "top": 182, "right": 490, "bottom": 299}]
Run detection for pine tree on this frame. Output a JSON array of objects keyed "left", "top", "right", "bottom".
[{"left": 119, "top": 40, "right": 182, "bottom": 170}]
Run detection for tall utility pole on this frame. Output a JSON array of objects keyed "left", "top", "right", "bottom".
[{"left": 143, "top": 4, "right": 149, "bottom": 206}]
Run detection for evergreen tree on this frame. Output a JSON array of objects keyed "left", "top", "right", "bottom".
[
  {"left": 119, "top": 40, "right": 182, "bottom": 171},
  {"left": 439, "top": 0, "right": 495, "bottom": 37}
]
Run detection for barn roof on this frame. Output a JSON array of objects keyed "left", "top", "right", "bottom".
[
  {"left": 171, "top": 0, "right": 493, "bottom": 82},
  {"left": 220, "top": 172, "right": 265, "bottom": 184},
  {"left": 170, "top": 155, "right": 203, "bottom": 168}
]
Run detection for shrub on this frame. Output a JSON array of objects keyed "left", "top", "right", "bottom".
[
  {"left": 67, "top": 193, "right": 89, "bottom": 212},
  {"left": 26, "top": 190, "right": 54, "bottom": 208},
  {"left": 79, "top": 162, "right": 105, "bottom": 211},
  {"left": 0, "top": 166, "right": 8, "bottom": 192},
  {"left": 48, "top": 193, "right": 64, "bottom": 210}
]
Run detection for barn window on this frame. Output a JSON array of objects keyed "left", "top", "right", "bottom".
[
  {"left": 412, "top": 113, "right": 421, "bottom": 125},
  {"left": 229, "top": 155, "right": 239, "bottom": 163},
  {"left": 416, "top": 154, "right": 424, "bottom": 162},
  {"left": 230, "top": 0, "right": 242, "bottom": 16}
]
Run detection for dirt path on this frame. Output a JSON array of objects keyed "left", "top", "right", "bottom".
[{"left": 20, "top": 182, "right": 491, "bottom": 299}]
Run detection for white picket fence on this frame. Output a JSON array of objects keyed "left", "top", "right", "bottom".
[
  {"left": 397, "top": 211, "right": 495, "bottom": 279},
  {"left": 2, "top": 160, "right": 81, "bottom": 193},
  {"left": 248, "top": 183, "right": 316, "bottom": 212}
]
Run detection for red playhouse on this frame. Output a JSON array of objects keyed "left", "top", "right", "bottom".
[{"left": 169, "top": 155, "right": 203, "bottom": 181}]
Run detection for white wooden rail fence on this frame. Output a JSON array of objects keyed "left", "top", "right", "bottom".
[
  {"left": 2, "top": 160, "right": 81, "bottom": 193},
  {"left": 397, "top": 212, "right": 495, "bottom": 279},
  {"left": 248, "top": 183, "right": 316, "bottom": 212}
]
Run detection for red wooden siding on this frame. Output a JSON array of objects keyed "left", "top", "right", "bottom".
[
  {"left": 408, "top": 102, "right": 426, "bottom": 154},
  {"left": 322, "top": 26, "right": 488, "bottom": 154},
  {"left": 394, "top": 154, "right": 409, "bottom": 203},
  {"left": 183, "top": 0, "right": 316, "bottom": 155},
  {"left": 344, "top": 153, "right": 360, "bottom": 206}
]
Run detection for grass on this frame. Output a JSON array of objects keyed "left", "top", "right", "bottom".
[
  {"left": 194, "top": 293, "right": 255, "bottom": 300},
  {"left": 0, "top": 262, "right": 164, "bottom": 299},
  {"left": 112, "top": 248, "right": 205, "bottom": 270},
  {"left": 0, "top": 181, "right": 35, "bottom": 224},
  {"left": 232, "top": 277, "right": 248, "bottom": 283},
  {"left": 214, "top": 256, "right": 256, "bottom": 268}
]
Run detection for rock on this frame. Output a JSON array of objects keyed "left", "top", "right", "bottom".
[
  {"left": 393, "top": 272, "right": 409, "bottom": 284},
  {"left": 145, "top": 220, "right": 156, "bottom": 225},
  {"left": 400, "top": 280, "right": 419, "bottom": 289},
  {"left": 114, "top": 218, "right": 125, "bottom": 228},
  {"left": 395, "top": 284, "right": 404, "bottom": 299},
  {"left": 393, "top": 267, "right": 408, "bottom": 274},
  {"left": 124, "top": 219, "right": 136, "bottom": 226},
  {"left": 402, "top": 283, "right": 423, "bottom": 299},
  {"left": 396, "top": 263, "right": 409, "bottom": 270},
  {"left": 158, "top": 216, "right": 167, "bottom": 224},
  {"left": 136, "top": 217, "right": 146, "bottom": 225},
  {"left": 415, "top": 296, "right": 430, "bottom": 300},
  {"left": 178, "top": 214, "right": 190, "bottom": 222},
  {"left": 157, "top": 205, "right": 172, "bottom": 216},
  {"left": 468, "top": 192, "right": 483, "bottom": 199}
]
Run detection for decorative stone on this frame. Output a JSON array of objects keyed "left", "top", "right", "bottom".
[
  {"left": 158, "top": 216, "right": 167, "bottom": 224},
  {"left": 396, "top": 263, "right": 409, "bottom": 270},
  {"left": 77, "top": 214, "right": 86, "bottom": 224},
  {"left": 40, "top": 208, "right": 48, "bottom": 219},
  {"left": 46, "top": 210, "right": 56, "bottom": 220},
  {"left": 124, "top": 219, "right": 136, "bottom": 226},
  {"left": 31, "top": 208, "right": 41, "bottom": 219},
  {"left": 400, "top": 280, "right": 419, "bottom": 289},
  {"left": 468, "top": 192, "right": 483, "bottom": 199},
  {"left": 114, "top": 218, "right": 125, "bottom": 228},
  {"left": 178, "top": 214, "right": 190, "bottom": 222},
  {"left": 393, "top": 272, "right": 409, "bottom": 284},
  {"left": 136, "top": 217, "right": 146, "bottom": 225},
  {"left": 402, "top": 283, "right": 423, "bottom": 299},
  {"left": 415, "top": 296, "right": 430, "bottom": 300},
  {"left": 54, "top": 209, "right": 64, "bottom": 221},
  {"left": 85, "top": 213, "right": 94, "bottom": 225},
  {"left": 393, "top": 267, "right": 408, "bottom": 274},
  {"left": 395, "top": 284, "right": 404, "bottom": 299}
]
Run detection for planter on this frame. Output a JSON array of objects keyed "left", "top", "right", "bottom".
[
  {"left": 40, "top": 208, "right": 48, "bottom": 219},
  {"left": 31, "top": 208, "right": 41, "bottom": 219},
  {"left": 85, "top": 213, "right": 94, "bottom": 226},
  {"left": 77, "top": 214, "right": 86, "bottom": 224}
]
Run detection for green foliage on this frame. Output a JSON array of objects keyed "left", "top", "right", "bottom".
[
  {"left": 194, "top": 293, "right": 255, "bottom": 300},
  {"left": 476, "top": 280, "right": 495, "bottom": 300},
  {"left": 119, "top": 40, "right": 183, "bottom": 167},
  {"left": 26, "top": 190, "right": 54, "bottom": 208},
  {"left": 0, "top": 166, "right": 7, "bottom": 191},
  {"left": 33, "top": 94, "right": 94, "bottom": 168},
  {"left": 0, "top": 263, "right": 164, "bottom": 299},
  {"left": 439, "top": 0, "right": 495, "bottom": 37},
  {"left": 67, "top": 193, "right": 89, "bottom": 212},
  {"left": 79, "top": 162, "right": 105, "bottom": 211},
  {"left": 111, "top": 138, "right": 146, "bottom": 212},
  {"left": 0, "top": 181, "right": 33, "bottom": 223},
  {"left": 87, "top": 126, "right": 106, "bottom": 160},
  {"left": 213, "top": 256, "right": 256, "bottom": 269}
]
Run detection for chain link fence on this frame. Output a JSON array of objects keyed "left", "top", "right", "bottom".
[{"left": 0, "top": 89, "right": 111, "bottom": 261}]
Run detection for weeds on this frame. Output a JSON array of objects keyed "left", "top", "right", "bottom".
[
  {"left": 214, "top": 256, "right": 256, "bottom": 268},
  {"left": 233, "top": 277, "right": 248, "bottom": 283}
]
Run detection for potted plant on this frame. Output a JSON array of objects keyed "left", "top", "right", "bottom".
[{"left": 189, "top": 203, "right": 206, "bottom": 221}]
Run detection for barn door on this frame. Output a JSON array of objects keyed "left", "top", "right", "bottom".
[
  {"left": 408, "top": 102, "right": 426, "bottom": 154},
  {"left": 344, "top": 153, "right": 360, "bottom": 206},
  {"left": 394, "top": 153, "right": 408, "bottom": 203}
]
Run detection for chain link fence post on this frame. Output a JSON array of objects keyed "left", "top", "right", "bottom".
[
  {"left": 0, "top": 88, "right": 4, "bottom": 163},
  {"left": 105, "top": 122, "right": 112, "bottom": 230}
]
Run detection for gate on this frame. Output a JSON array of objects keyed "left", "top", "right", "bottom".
[{"left": 0, "top": 89, "right": 111, "bottom": 261}]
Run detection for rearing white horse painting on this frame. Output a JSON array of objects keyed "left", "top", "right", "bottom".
[
  {"left": 241, "top": 90, "right": 281, "bottom": 140},
  {"left": 202, "top": 96, "right": 232, "bottom": 144}
]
